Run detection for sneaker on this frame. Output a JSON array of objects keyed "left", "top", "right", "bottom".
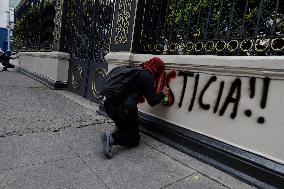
[
  {"left": 1, "top": 68, "right": 7, "bottom": 72},
  {"left": 7, "top": 64, "right": 15, "bottom": 69},
  {"left": 101, "top": 132, "right": 113, "bottom": 159}
]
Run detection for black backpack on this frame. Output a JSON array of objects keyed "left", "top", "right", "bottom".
[{"left": 102, "top": 66, "right": 139, "bottom": 99}]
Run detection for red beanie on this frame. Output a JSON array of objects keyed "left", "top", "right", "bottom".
[{"left": 140, "top": 57, "right": 165, "bottom": 80}]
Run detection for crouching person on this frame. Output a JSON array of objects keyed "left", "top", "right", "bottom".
[
  {"left": 0, "top": 49, "right": 16, "bottom": 72},
  {"left": 101, "top": 57, "right": 168, "bottom": 159}
]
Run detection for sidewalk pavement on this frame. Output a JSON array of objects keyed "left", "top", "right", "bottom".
[{"left": 0, "top": 69, "right": 257, "bottom": 189}]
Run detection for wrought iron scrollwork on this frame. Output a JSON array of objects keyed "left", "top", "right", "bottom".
[
  {"left": 255, "top": 38, "right": 269, "bottom": 52},
  {"left": 139, "top": 0, "right": 284, "bottom": 56},
  {"left": 205, "top": 41, "right": 215, "bottom": 52},
  {"left": 52, "top": 0, "right": 64, "bottom": 51},
  {"left": 240, "top": 40, "right": 254, "bottom": 52},
  {"left": 216, "top": 41, "right": 226, "bottom": 52},
  {"left": 71, "top": 65, "right": 83, "bottom": 89},
  {"left": 92, "top": 69, "right": 107, "bottom": 98},
  {"left": 59, "top": 0, "right": 77, "bottom": 53},
  {"left": 227, "top": 40, "right": 239, "bottom": 52},
  {"left": 61, "top": 0, "right": 113, "bottom": 102},
  {"left": 60, "top": 0, "right": 114, "bottom": 61},
  {"left": 271, "top": 38, "right": 284, "bottom": 51},
  {"left": 115, "top": 0, "right": 132, "bottom": 44}
]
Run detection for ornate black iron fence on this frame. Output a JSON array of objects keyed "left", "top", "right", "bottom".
[
  {"left": 140, "top": 0, "right": 284, "bottom": 55},
  {"left": 13, "top": 0, "right": 56, "bottom": 52},
  {"left": 60, "top": 0, "right": 114, "bottom": 60},
  {"left": 60, "top": 0, "right": 114, "bottom": 102}
]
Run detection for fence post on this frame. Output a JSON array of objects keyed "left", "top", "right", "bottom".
[
  {"left": 52, "top": 0, "right": 64, "bottom": 51},
  {"left": 110, "top": 0, "right": 170, "bottom": 54},
  {"left": 110, "top": 0, "right": 145, "bottom": 53}
]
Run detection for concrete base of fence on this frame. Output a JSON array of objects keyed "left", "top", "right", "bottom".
[
  {"left": 105, "top": 52, "right": 284, "bottom": 188},
  {"left": 11, "top": 51, "right": 70, "bottom": 89}
]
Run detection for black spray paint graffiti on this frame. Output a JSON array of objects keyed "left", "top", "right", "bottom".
[{"left": 178, "top": 71, "right": 271, "bottom": 124}]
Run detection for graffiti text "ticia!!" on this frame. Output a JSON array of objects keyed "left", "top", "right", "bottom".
[{"left": 177, "top": 71, "right": 270, "bottom": 124}]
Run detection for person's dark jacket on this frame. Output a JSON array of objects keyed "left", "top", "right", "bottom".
[{"left": 116, "top": 69, "right": 165, "bottom": 107}]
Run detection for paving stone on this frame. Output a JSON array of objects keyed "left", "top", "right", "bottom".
[
  {"left": 140, "top": 134, "right": 257, "bottom": 189},
  {"left": 82, "top": 143, "right": 196, "bottom": 189},
  {"left": 162, "top": 173, "right": 227, "bottom": 189},
  {"left": 185, "top": 161, "right": 257, "bottom": 189},
  {"left": 140, "top": 134, "right": 193, "bottom": 166},
  {"left": 58, "top": 124, "right": 114, "bottom": 156},
  {"left": 55, "top": 90, "right": 101, "bottom": 113},
  {"left": 0, "top": 157, "right": 107, "bottom": 189},
  {"left": 0, "top": 132, "right": 76, "bottom": 170},
  {"left": 0, "top": 172, "right": 6, "bottom": 186},
  {"left": 0, "top": 86, "right": 103, "bottom": 137},
  {"left": 0, "top": 70, "right": 45, "bottom": 88}
]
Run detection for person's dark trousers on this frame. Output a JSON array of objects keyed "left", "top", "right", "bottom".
[
  {"left": 2, "top": 62, "right": 14, "bottom": 70},
  {"left": 104, "top": 98, "right": 140, "bottom": 147}
]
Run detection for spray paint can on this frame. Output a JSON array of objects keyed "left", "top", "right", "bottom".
[{"left": 162, "top": 95, "right": 168, "bottom": 105}]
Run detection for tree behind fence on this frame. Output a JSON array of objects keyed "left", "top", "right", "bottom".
[
  {"left": 141, "top": 0, "right": 284, "bottom": 55},
  {"left": 13, "top": 0, "right": 56, "bottom": 52}
]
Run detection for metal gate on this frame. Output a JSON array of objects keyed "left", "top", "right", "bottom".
[{"left": 61, "top": 0, "right": 114, "bottom": 103}]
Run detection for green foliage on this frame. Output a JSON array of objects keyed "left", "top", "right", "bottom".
[
  {"left": 166, "top": 0, "right": 282, "bottom": 40},
  {"left": 13, "top": 0, "right": 55, "bottom": 51}
]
